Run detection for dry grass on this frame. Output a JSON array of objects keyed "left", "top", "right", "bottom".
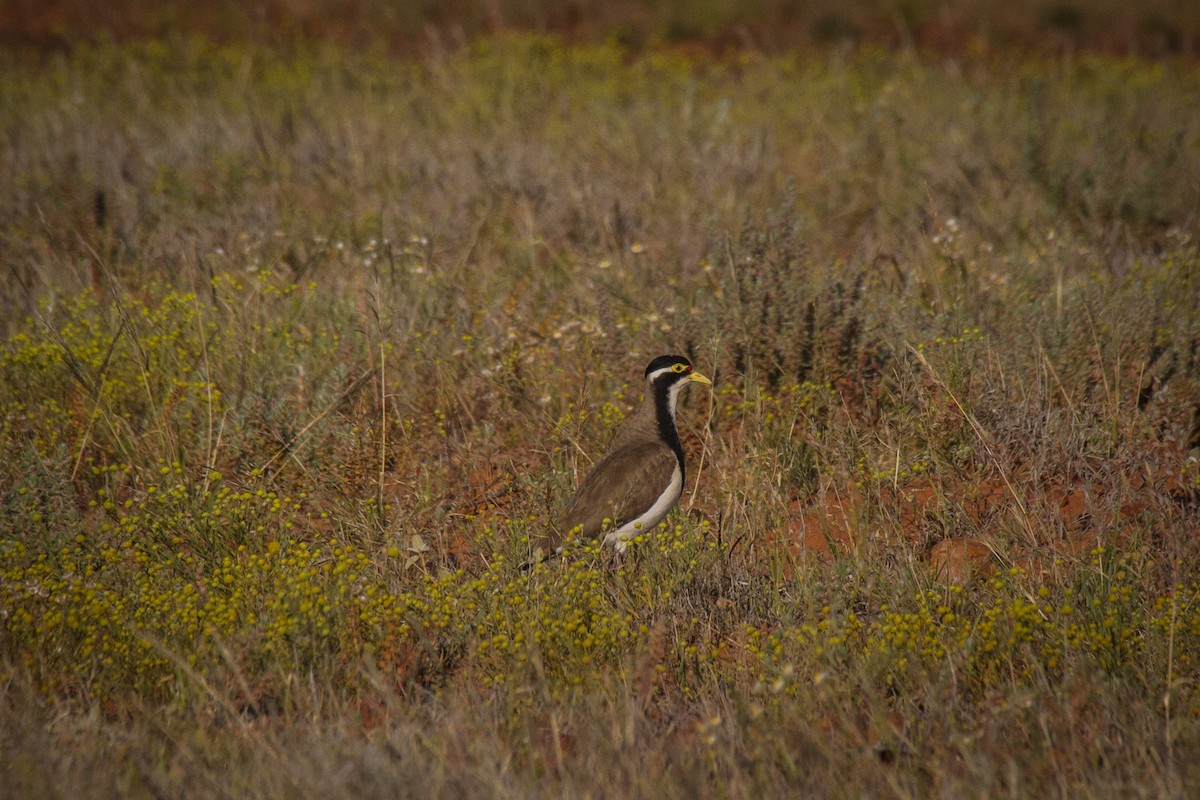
[{"left": 2, "top": 35, "right": 1200, "bottom": 798}]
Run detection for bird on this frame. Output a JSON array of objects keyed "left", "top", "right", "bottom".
[{"left": 535, "top": 354, "right": 712, "bottom": 561}]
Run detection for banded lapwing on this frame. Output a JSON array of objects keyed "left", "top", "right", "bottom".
[{"left": 536, "top": 354, "right": 711, "bottom": 560}]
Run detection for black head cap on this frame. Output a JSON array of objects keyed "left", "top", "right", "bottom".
[{"left": 644, "top": 354, "right": 693, "bottom": 378}]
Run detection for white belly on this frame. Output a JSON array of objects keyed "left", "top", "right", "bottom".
[{"left": 603, "top": 463, "right": 683, "bottom": 552}]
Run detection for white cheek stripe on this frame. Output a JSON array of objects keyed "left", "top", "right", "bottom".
[
  {"left": 646, "top": 368, "right": 688, "bottom": 413},
  {"left": 646, "top": 366, "right": 683, "bottom": 382},
  {"left": 603, "top": 463, "right": 683, "bottom": 552},
  {"left": 667, "top": 378, "right": 686, "bottom": 415}
]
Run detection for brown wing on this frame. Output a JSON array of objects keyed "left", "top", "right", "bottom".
[{"left": 542, "top": 441, "right": 681, "bottom": 554}]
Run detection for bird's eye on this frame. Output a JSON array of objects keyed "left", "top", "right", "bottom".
[{"left": 672, "top": 363, "right": 686, "bottom": 373}]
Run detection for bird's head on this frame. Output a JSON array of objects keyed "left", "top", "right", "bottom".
[{"left": 644, "top": 355, "right": 712, "bottom": 411}]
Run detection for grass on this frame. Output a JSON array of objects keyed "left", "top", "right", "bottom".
[{"left": 2, "top": 34, "right": 1200, "bottom": 798}]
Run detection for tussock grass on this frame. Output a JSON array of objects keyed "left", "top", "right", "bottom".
[{"left": 2, "top": 37, "right": 1200, "bottom": 798}]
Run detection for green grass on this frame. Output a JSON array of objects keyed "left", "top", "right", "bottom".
[{"left": 2, "top": 36, "right": 1200, "bottom": 798}]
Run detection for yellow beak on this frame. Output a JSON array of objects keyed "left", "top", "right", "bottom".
[{"left": 688, "top": 371, "right": 713, "bottom": 386}]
